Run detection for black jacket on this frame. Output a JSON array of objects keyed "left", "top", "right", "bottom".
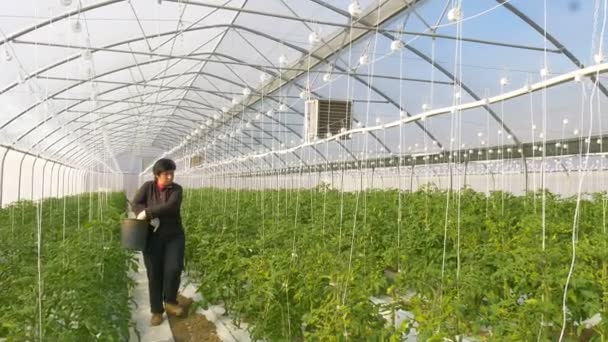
[{"left": 132, "top": 181, "right": 184, "bottom": 240}]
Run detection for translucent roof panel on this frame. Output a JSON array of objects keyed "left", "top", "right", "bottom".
[{"left": 0, "top": 0, "right": 606, "bottom": 171}]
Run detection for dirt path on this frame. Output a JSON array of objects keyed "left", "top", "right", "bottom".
[{"left": 168, "top": 295, "right": 222, "bottom": 342}]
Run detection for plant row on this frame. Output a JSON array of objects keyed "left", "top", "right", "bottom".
[
  {"left": 182, "top": 186, "right": 608, "bottom": 341},
  {"left": 0, "top": 192, "right": 136, "bottom": 341}
]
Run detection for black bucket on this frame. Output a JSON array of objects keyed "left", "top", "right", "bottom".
[{"left": 121, "top": 218, "right": 149, "bottom": 251}]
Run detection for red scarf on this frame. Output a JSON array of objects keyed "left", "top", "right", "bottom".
[{"left": 157, "top": 182, "right": 165, "bottom": 192}]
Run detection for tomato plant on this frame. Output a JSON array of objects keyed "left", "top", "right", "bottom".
[
  {"left": 0, "top": 192, "right": 136, "bottom": 341},
  {"left": 181, "top": 186, "right": 608, "bottom": 341}
]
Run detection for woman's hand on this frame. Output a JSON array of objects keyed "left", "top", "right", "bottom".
[
  {"left": 150, "top": 218, "right": 160, "bottom": 232},
  {"left": 136, "top": 211, "right": 147, "bottom": 220}
]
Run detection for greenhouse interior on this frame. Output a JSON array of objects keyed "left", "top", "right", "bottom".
[{"left": 1, "top": 0, "right": 608, "bottom": 341}]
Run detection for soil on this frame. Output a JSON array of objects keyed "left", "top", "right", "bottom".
[{"left": 167, "top": 294, "right": 222, "bottom": 342}]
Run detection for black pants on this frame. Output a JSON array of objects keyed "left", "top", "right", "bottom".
[{"left": 143, "top": 232, "right": 185, "bottom": 314}]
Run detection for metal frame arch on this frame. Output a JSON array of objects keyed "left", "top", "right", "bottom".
[
  {"left": 0, "top": 2, "right": 540, "bottom": 170},
  {"left": 0, "top": 0, "right": 125, "bottom": 50},
  {"left": 26, "top": 86, "right": 215, "bottom": 152},
  {"left": 55, "top": 110, "right": 282, "bottom": 168},
  {"left": 0, "top": 148, "right": 9, "bottom": 207},
  {"left": 310, "top": 0, "right": 523, "bottom": 146},
  {"left": 5, "top": 24, "right": 423, "bottom": 159},
  {"left": 16, "top": 152, "right": 29, "bottom": 201},
  {"left": 188, "top": 25, "right": 432, "bottom": 153},
  {"left": 49, "top": 162, "right": 57, "bottom": 198},
  {"left": 30, "top": 83, "right": 313, "bottom": 167},
  {"left": 496, "top": 0, "right": 608, "bottom": 98},
  {"left": 198, "top": 59, "right": 354, "bottom": 162},
  {"left": 1, "top": 51, "right": 217, "bottom": 132},
  {"left": 174, "top": 27, "right": 449, "bottom": 158},
  {"left": 63, "top": 125, "right": 275, "bottom": 169},
  {"left": 18, "top": 98, "right": 211, "bottom": 146},
  {"left": 130, "top": 56, "right": 372, "bottom": 164},
  {"left": 2, "top": 21, "right": 319, "bottom": 100},
  {"left": 1, "top": 2, "right": 553, "bottom": 154},
  {"left": 29, "top": 157, "right": 38, "bottom": 200},
  {"left": 16, "top": 53, "right": 306, "bottom": 157},
  {"left": 51, "top": 105, "right": 288, "bottom": 166},
  {"left": 40, "top": 160, "right": 50, "bottom": 200},
  {"left": 9, "top": 58, "right": 319, "bottom": 170}
]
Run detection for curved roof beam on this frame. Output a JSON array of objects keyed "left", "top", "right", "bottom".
[
  {"left": 87, "top": 106, "right": 291, "bottom": 166},
  {"left": 2, "top": 44, "right": 302, "bottom": 131},
  {"left": 12, "top": 53, "right": 298, "bottom": 149},
  {"left": 66, "top": 110, "right": 199, "bottom": 124},
  {"left": 6, "top": 22, "right": 430, "bottom": 99},
  {"left": 207, "top": 29, "right": 438, "bottom": 153},
  {"left": 18, "top": 94, "right": 212, "bottom": 146},
  {"left": 168, "top": 60, "right": 391, "bottom": 165},
  {"left": 401, "top": 43, "right": 521, "bottom": 144},
  {"left": 54, "top": 77, "right": 317, "bottom": 165},
  {"left": 47, "top": 75, "right": 295, "bottom": 100},
  {"left": 1, "top": 53, "right": 198, "bottom": 131},
  {"left": 13, "top": 39, "right": 431, "bottom": 92},
  {"left": 159, "top": 0, "right": 249, "bottom": 160},
  {"left": 50, "top": 97, "right": 286, "bottom": 167},
  {"left": 65, "top": 131, "right": 263, "bottom": 170},
  {"left": 0, "top": 0, "right": 125, "bottom": 48},
  {"left": 18, "top": 57, "right": 300, "bottom": 157},
  {"left": 0, "top": 1, "right": 531, "bottom": 161},
  {"left": 59, "top": 114, "right": 273, "bottom": 167},
  {"left": 169, "top": 0, "right": 558, "bottom": 53},
  {"left": 4, "top": 24, "right": 431, "bottom": 156},
  {"left": 197, "top": 56, "right": 351, "bottom": 162},
  {"left": 137, "top": 14, "right": 432, "bottom": 154},
  {"left": 165, "top": 77, "right": 305, "bottom": 144},
  {"left": 5, "top": 22, "right": 399, "bottom": 163},
  {"left": 53, "top": 95, "right": 214, "bottom": 114},
  {"left": 169, "top": 59, "right": 343, "bottom": 163},
  {"left": 65, "top": 136, "right": 242, "bottom": 167},
  {"left": 35, "top": 95, "right": 291, "bottom": 168},
  {"left": 309, "top": 0, "right": 522, "bottom": 145},
  {"left": 104, "top": 84, "right": 307, "bottom": 164},
  {"left": 54, "top": 110, "right": 283, "bottom": 168},
  {"left": 497, "top": 0, "right": 608, "bottom": 98},
  {"left": 0, "top": 0, "right": 553, "bottom": 56}
]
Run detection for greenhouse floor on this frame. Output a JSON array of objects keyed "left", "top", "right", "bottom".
[
  {"left": 180, "top": 281, "right": 253, "bottom": 342},
  {"left": 129, "top": 253, "right": 173, "bottom": 342},
  {"left": 128, "top": 253, "right": 252, "bottom": 342}
]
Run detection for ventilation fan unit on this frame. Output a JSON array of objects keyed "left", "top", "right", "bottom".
[
  {"left": 189, "top": 155, "right": 205, "bottom": 168},
  {"left": 305, "top": 99, "right": 352, "bottom": 142}
]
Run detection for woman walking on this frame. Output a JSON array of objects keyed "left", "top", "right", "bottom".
[{"left": 132, "top": 158, "right": 186, "bottom": 326}]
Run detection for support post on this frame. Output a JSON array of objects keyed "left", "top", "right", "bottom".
[{"left": 0, "top": 148, "right": 9, "bottom": 207}]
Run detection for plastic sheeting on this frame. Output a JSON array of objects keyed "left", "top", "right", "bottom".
[{"left": 0, "top": 0, "right": 606, "bottom": 181}]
